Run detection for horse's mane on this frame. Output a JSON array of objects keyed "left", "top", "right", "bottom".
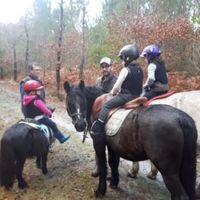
[
  {"left": 68, "top": 84, "right": 86, "bottom": 97},
  {"left": 83, "top": 85, "right": 103, "bottom": 125},
  {"left": 84, "top": 85, "right": 103, "bottom": 102}
]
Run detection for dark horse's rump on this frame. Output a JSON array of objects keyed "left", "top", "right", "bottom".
[
  {"left": 0, "top": 123, "right": 49, "bottom": 189},
  {"left": 64, "top": 80, "right": 197, "bottom": 200}
]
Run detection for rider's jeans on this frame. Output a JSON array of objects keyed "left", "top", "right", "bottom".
[
  {"left": 38, "top": 117, "right": 65, "bottom": 142},
  {"left": 98, "top": 93, "right": 135, "bottom": 122}
]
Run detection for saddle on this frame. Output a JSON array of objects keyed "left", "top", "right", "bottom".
[
  {"left": 92, "top": 94, "right": 148, "bottom": 121},
  {"left": 18, "top": 119, "right": 54, "bottom": 144},
  {"left": 92, "top": 94, "right": 147, "bottom": 136}
]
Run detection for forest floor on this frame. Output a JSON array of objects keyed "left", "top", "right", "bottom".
[{"left": 0, "top": 78, "right": 193, "bottom": 200}]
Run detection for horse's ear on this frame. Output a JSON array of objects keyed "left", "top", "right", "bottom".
[
  {"left": 63, "top": 81, "right": 70, "bottom": 93},
  {"left": 79, "top": 80, "right": 85, "bottom": 91}
]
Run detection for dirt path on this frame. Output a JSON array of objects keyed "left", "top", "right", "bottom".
[{"left": 0, "top": 80, "right": 169, "bottom": 200}]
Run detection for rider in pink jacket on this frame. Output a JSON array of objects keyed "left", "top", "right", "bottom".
[{"left": 23, "top": 80, "right": 70, "bottom": 144}]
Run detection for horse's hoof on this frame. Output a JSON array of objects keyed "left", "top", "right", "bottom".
[
  {"left": 42, "top": 169, "right": 48, "bottom": 174},
  {"left": 195, "top": 184, "right": 200, "bottom": 198},
  {"left": 127, "top": 172, "right": 137, "bottom": 179},
  {"left": 94, "top": 190, "right": 105, "bottom": 198},
  {"left": 5, "top": 184, "right": 12, "bottom": 190},
  {"left": 18, "top": 181, "right": 28, "bottom": 189},
  {"left": 91, "top": 171, "right": 99, "bottom": 177},
  {"left": 109, "top": 184, "right": 118, "bottom": 189},
  {"left": 147, "top": 173, "right": 157, "bottom": 180}
]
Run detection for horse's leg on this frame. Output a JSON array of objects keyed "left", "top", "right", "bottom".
[
  {"left": 127, "top": 162, "right": 139, "bottom": 178},
  {"left": 36, "top": 157, "right": 41, "bottom": 169},
  {"left": 91, "top": 153, "right": 99, "bottom": 177},
  {"left": 91, "top": 134, "right": 107, "bottom": 197},
  {"left": 147, "top": 161, "right": 158, "bottom": 180},
  {"left": 195, "top": 178, "right": 200, "bottom": 198},
  {"left": 41, "top": 153, "right": 48, "bottom": 174},
  {"left": 162, "top": 174, "right": 189, "bottom": 200},
  {"left": 107, "top": 146, "right": 119, "bottom": 188},
  {"left": 16, "top": 157, "right": 28, "bottom": 189}
]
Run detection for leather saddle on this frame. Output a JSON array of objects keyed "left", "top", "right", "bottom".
[{"left": 92, "top": 94, "right": 148, "bottom": 121}]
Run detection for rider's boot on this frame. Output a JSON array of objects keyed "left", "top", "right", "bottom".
[
  {"left": 54, "top": 131, "right": 71, "bottom": 144},
  {"left": 91, "top": 119, "right": 105, "bottom": 134}
]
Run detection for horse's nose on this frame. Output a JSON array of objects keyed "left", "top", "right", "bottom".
[{"left": 74, "top": 120, "right": 86, "bottom": 132}]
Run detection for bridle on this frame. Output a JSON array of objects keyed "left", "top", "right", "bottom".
[
  {"left": 67, "top": 108, "right": 88, "bottom": 143},
  {"left": 70, "top": 112, "right": 85, "bottom": 121}
]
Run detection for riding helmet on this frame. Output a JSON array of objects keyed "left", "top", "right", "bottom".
[
  {"left": 118, "top": 44, "right": 139, "bottom": 66},
  {"left": 24, "top": 80, "right": 44, "bottom": 92},
  {"left": 140, "top": 44, "right": 161, "bottom": 58}
]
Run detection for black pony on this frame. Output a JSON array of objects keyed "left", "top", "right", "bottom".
[
  {"left": 64, "top": 80, "right": 197, "bottom": 200},
  {"left": 0, "top": 122, "right": 49, "bottom": 189}
]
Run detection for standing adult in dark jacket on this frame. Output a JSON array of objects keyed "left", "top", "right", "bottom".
[
  {"left": 95, "top": 57, "right": 117, "bottom": 93},
  {"left": 92, "top": 57, "right": 117, "bottom": 177},
  {"left": 20, "top": 63, "right": 45, "bottom": 117}
]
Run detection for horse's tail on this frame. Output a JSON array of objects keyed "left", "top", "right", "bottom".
[
  {"left": 0, "top": 134, "right": 16, "bottom": 189},
  {"left": 179, "top": 113, "right": 197, "bottom": 200}
]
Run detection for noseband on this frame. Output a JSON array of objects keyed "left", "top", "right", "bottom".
[
  {"left": 70, "top": 112, "right": 85, "bottom": 122},
  {"left": 67, "top": 109, "right": 88, "bottom": 143}
]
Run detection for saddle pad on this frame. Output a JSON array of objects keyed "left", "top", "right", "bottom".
[
  {"left": 105, "top": 108, "right": 132, "bottom": 136},
  {"left": 19, "top": 121, "right": 51, "bottom": 143}
]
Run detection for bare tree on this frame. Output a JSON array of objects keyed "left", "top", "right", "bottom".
[
  {"left": 56, "top": 0, "right": 64, "bottom": 98},
  {"left": 79, "top": 0, "right": 87, "bottom": 80},
  {"left": 0, "top": 67, "right": 3, "bottom": 79},
  {"left": 12, "top": 41, "right": 17, "bottom": 81},
  {"left": 5, "top": 24, "right": 22, "bottom": 81},
  {"left": 24, "top": 15, "right": 30, "bottom": 75}
]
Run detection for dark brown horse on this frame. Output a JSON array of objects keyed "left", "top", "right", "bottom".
[
  {"left": 0, "top": 122, "right": 50, "bottom": 189},
  {"left": 64, "top": 80, "right": 197, "bottom": 200}
]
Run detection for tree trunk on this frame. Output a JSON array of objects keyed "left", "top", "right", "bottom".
[
  {"left": 79, "top": 2, "right": 86, "bottom": 80},
  {"left": 13, "top": 45, "right": 17, "bottom": 81},
  {"left": 56, "top": 0, "right": 64, "bottom": 99},
  {"left": 0, "top": 67, "right": 3, "bottom": 79},
  {"left": 24, "top": 18, "right": 30, "bottom": 76}
]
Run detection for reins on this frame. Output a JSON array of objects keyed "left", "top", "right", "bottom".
[{"left": 82, "top": 122, "right": 88, "bottom": 143}]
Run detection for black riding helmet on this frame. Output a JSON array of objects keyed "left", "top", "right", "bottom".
[{"left": 118, "top": 44, "right": 139, "bottom": 66}]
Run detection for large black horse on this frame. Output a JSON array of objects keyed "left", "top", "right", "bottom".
[
  {"left": 64, "top": 80, "right": 197, "bottom": 200},
  {"left": 0, "top": 122, "right": 50, "bottom": 189}
]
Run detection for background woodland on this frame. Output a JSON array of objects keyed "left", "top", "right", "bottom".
[{"left": 0, "top": 0, "right": 200, "bottom": 97}]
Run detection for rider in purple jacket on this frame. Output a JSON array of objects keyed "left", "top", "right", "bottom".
[{"left": 141, "top": 44, "right": 169, "bottom": 100}]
